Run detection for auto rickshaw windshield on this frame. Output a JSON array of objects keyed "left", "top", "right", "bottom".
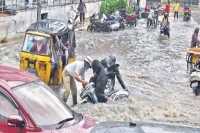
[{"left": 22, "top": 34, "right": 50, "bottom": 56}]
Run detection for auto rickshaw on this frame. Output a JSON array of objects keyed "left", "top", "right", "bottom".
[
  {"left": 186, "top": 48, "right": 200, "bottom": 69},
  {"left": 20, "top": 19, "right": 76, "bottom": 86}
]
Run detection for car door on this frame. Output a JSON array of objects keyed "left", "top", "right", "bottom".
[{"left": 0, "top": 89, "right": 28, "bottom": 133}]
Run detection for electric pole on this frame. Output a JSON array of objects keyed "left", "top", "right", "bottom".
[{"left": 37, "top": 0, "right": 41, "bottom": 21}]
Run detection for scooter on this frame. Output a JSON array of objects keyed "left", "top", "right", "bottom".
[
  {"left": 190, "top": 60, "right": 200, "bottom": 96},
  {"left": 183, "top": 13, "right": 190, "bottom": 21},
  {"left": 160, "top": 23, "right": 170, "bottom": 38},
  {"left": 68, "top": 6, "right": 80, "bottom": 27},
  {"left": 105, "top": 14, "right": 125, "bottom": 30},
  {"left": 80, "top": 82, "right": 129, "bottom": 104}
]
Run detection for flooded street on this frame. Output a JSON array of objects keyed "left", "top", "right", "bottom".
[
  {"left": 1, "top": 7, "right": 200, "bottom": 127},
  {"left": 73, "top": 9, "right": 200, "bottom": 126}
]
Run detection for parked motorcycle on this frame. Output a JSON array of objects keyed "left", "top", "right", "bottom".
[
  {"left": 105, "top": 14, "right": 125, "bottom": 30},
  {"left": 190, "top": 60, "right": 200, "bottom": 96},
  {"left": 87, "top": 13, "right": 112, "bottom": 32},
  {"left": 119, "top": 9, "right": 137, "bottom": 27},
  {"left": 68, "top": 6, "right": 80, "bottom": 27},
  {"left": 160, "top": 23, "right": 170, "bottom": 38},
  {"left": 80, "top": 82, "right": 129, "bottom": 104}
]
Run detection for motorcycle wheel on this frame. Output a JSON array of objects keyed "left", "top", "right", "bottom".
[
  {"left": 87, "top": 25, "right": 92, "bottom": 32},
  {"left": 134, "top": 20, "right": 137, "bottom": 27},
  {"left": 194, "top": 88, "right": 200, "bottom": 96},
  {"left": 122, "top": 23, "right": 125, "bottom": 30}
]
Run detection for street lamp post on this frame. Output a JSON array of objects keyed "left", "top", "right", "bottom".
[{"left": 37, "top": 0, "right": 41, "bottom": 21}]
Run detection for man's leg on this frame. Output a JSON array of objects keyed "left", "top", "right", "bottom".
[
  {"left": 70, "top": 77, "right": 78, "bottom": 106},
  {"left": 177, "top": 12, "right": 178, "bottom": 19},
  {"left": 147, "top": 19, "right": 149, "bottom": 27},
  {"left": 174, "top": 12, "right": 175, "bottom": 19},
  {"left": 62, "top": 70, "right": 71, "bottom": 102},
  {"left": 80, "top": 13, "right": 83, "bottom": 26},
  {"left": 83, "top": 12, "right": 85, "bottom": 26}
]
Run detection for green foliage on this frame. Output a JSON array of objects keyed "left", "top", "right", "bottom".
[
  {"left": 1, "top": 35, "right": 8, "bottom": 43},
  {"left": 100, "top": 0, "right": 128, "bottom": 16},
  {"left": 162, "top": 0, "right": 168, "bottom": 4},
  {"left": 126, "top": 6, "right": 133, "bottom": 14}
]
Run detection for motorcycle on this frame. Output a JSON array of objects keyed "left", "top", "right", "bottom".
[
  {"left": 68, "top": 6, "right": 80, "bottom": 27},
  {"left": 105, "top": 14, "right": 125, "bottom": 30},
  {"left": 183, "top": 13, "right": 190, "bottom": 21},
  {"left": 80, "top": 82, "right": 129, "bottom": 104},
  {"left": 190, "top": 60, "right": 200, "bottom": 96},
  {"left": 105, "top": 64, "right": 126, "bottom": 92},
  {"left": 119, "top": 9, "right": 137, "bottom": 27},
  {"left": 160, "top": 23, "right": 170, "bottom": 38},
  {"left": 87, "top": 13, "right": 112, "bottom": 32}
]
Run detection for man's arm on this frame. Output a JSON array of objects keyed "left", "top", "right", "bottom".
[
  {"left": 84, "top": 3, "right": 87, "bottom": 12},
  {"left": 74, "top": 73, "right": 88, "bottom": 86}
]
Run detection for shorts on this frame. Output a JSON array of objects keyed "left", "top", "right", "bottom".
[{"left": 80, "top": 12, "right": 85, "bottom": 22}]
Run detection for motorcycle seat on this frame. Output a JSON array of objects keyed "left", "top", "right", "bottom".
[{"left": 105, "top": 90, "right": 118, "bottom": 97}]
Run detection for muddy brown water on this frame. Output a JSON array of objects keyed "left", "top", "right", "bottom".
[{"left": 1, "top": 10, "right": 200, "bottom": 126}]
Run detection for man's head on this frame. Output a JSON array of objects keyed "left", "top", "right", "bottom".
[
  {"left": 36, "top": 36, "right": 44, "bottom": 44},
  {"left": 84, "top": 56, "right": 93, "bottom": 70}
]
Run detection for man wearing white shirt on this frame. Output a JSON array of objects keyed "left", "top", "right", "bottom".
[{"left": 147, "top": 7, "right": 154, "bottom": 27}]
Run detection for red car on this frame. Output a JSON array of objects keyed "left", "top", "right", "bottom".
[{"left": 0, "top": 65, "right": 96, "bottom": 133}]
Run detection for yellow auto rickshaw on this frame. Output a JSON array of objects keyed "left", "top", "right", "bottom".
[
  {"left": 186, "top": 48, "right": 200, "bottom": 69},
  {"left": 20, "top": 19, "right": 76, "bottom": 85}
]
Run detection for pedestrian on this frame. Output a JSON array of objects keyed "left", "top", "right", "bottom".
[
  {"left": 147, "top": 7, "right": 154, "bottom": 27},
  {"left": 173, "top": 0, "right": 180, "bottom": 19},
  {"left": 165, "top": 1, "right": 170, "bottom": 16},
  {"left": 62, "top": 56, "right": 93, "bottom": 106},
  {"left": 191, "top": 28, "right": 200, "bottom": 48},
  {"left": 77, "top": 0, "right": 87, "bottom": 26}
]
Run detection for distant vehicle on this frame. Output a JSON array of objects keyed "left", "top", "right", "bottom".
[{"left": 0, "top": 65, "right": 97, "bottom": 133}]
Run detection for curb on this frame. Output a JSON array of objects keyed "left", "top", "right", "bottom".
[{"left": 75, "top": 26, "right": 87, "bottom": 31}]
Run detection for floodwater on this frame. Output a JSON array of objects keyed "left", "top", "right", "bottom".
[
  {"left": 73, "top": 11, "right": 200, "bottom": 126},
  {"left": 1, "top": 9, "right": 200, "bottom": 127}
]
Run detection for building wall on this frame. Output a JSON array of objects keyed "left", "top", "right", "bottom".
[{"left": 0, "top": 1, "right": 101, "bottom": 40}]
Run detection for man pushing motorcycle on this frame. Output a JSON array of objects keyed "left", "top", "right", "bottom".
[{"left": 62, "top": 56, "right": 93, "bottom": 106}]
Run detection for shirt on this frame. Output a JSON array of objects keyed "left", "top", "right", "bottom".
[
  {"left": 174, "top": 3, "right": 180, "bottom": 12},
  {"left": 148, "top": 9, "right": 154, "bottom": 19},
  {"left": 78, "top": 2, "right": 86, "bottom": 13},
  {"left": 65, "top": 61, "right": 85, "bottom": 79}
]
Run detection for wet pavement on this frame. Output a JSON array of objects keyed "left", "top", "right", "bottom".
[{"left": 1, "top": 6, "right": 200, "bottom": 127}]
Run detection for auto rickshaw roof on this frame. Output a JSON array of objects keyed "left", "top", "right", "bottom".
[{"left": 26, "top": 19, "right": 70, "bottom": 36}]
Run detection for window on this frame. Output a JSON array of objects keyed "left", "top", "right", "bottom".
[
  {"left": 0, "top": 92, "right": 18, "bottom": 122},
  {"left": 22, "top": 34, "right": 51, "bottom": 56},
  {"left": 41, "top": 13, "right": 48, "bottom": 20}
]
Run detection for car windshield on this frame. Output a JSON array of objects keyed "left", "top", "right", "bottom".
[
  {"left": 22, "top": 34, "right": 50, "bottom": 56},
  {"left": 12, "top": 80, "right": 73, "bottom": 126}
]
